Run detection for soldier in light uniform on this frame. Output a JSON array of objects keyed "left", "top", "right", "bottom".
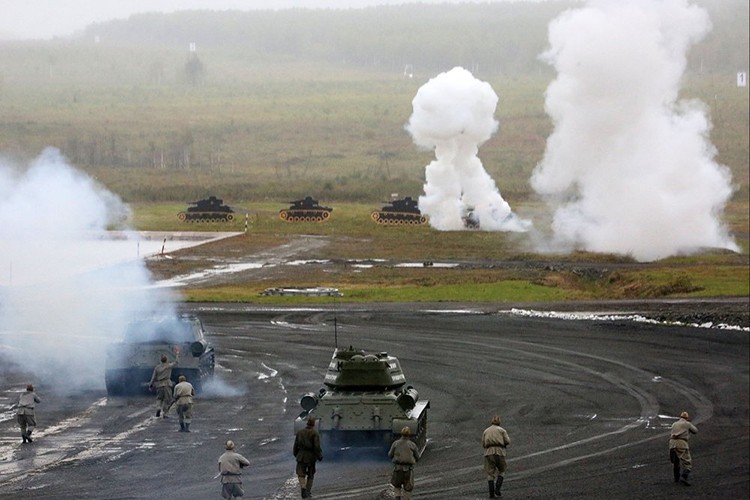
[
  {"left": 149, "top": 353, "right": 178, "bottom": 418},
  {"left": 669, "top": 411, "right": 698, "bottom": 485},
  {"left": 218, "top": 440, "right": 250, "bottom": 499},
  {"left": 388, "top": 426, "right": 421, "bottom": 500},
  {"left": 173, "top": 374, "right": 195, "bottom": 432},
  {"left": 16, "top": 384, "right": 41, "bottom": 443},
  {"left": 482, "top": 415, "right": 511, "bottom": 498}
]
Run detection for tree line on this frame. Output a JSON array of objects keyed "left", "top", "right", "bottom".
[{"left": 81, "top": 0, "right": 747, "bottom": 77}]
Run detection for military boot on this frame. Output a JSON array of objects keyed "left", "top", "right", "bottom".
[
  {"left": 26, "top": 430, "right": 33, "bottom": 443},
  {"left": 21, "top": 432, "right": 27, "bottom": 443},
  {"left": 680, "top": 471, "right": 691, "bottom": 486},
  {"left": 179, "top": 422, "right": 185, "bottom": 432},
  {"left": 488, "top": 480, "right": 496, "bottom": 498},
  {"left": 301, "top": 487, "right": 309, "bottom": 498},
  {"left": 495, "top": 476, "right": 504, "bottom": 496},
  {"left": 184, "top": 423, "right": 191, "bottom": 432}
]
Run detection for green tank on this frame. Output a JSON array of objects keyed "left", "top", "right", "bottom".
[
  {"left": 294, "top": 346, "right": 429, "bottom": 457},
  {"left": 104, "top": 315, "right": 215, "bottom": 396}
]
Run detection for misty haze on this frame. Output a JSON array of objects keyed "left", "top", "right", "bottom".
[{"left": 0, "top": 1, "right": 748, "bottom": 499}]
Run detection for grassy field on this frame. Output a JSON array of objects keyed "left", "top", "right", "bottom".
[
  {"left": 2, "top": 60, "right": 747, "bottom": 304},
  {"left": 138, "top": 199, "right": 749, "bottom": 304},
  {"left": 2, "top": 69, "right": 746, "bottom": 206}
]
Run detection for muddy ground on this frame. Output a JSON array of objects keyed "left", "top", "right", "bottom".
[
  {"left": 1, "top": 305, "right": 748, "bottom": 499},
  {"left": 1, "top": 235, "right": 748, "bottom": 499}
]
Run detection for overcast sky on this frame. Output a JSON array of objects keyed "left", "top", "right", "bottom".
[{"left": 0, "top": 0, "right": 543, "bottom": 40}]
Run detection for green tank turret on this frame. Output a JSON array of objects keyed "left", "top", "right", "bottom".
[{"left": 294, "top": 346, "right": 429, "bottom": 457}]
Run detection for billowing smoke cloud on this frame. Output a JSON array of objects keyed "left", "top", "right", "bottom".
[
  {"left": 0, "top": 148, "right": 177, "bottom": 392},
  {"left": 406, "top": 66, "right": 530, "bottom": 232},
  {"left": 531, "top": 0, "right": 737, "bottom": 261}
]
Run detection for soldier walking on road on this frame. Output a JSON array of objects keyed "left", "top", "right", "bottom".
[
  {"left": 218, "top": 440, "right": 250, "bottom": 499},
  {"left": 149, "top": 353, "right": 178, "bottom": 418},
  {"left": 173, "top": 375, "right": 195, "bottom": 432},
  {"left": 482, "top": 415, "right": 511, "bottom": 498},
  {"left": 388, "top": 426, "right": 421, "bottom": 500},
  {"left": 294, "top": 416, "right": 323, "bottom": 498},
  {"left": 16, "top": 384, "right": 41, "bottom": 443},
  {"left": 669, "top": 411, "right": 698, "bottom": 485}
]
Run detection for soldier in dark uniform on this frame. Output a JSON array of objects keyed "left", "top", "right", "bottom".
[{"left": 293, "top": 416, "right": 323, "bottom": 498}]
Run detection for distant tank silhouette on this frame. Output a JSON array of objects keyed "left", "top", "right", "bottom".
[
  {"left": 279, "top": 196, "right": 333, "bottom": 222},
  {"left": 462, "top": 208, "right": 480, "bottom": 229},
  {"left": 178, "top": 196, "right": 234, "bottom": 222},
  {"left": 370, "top": 196, "right": 427, "bottom": 225}
]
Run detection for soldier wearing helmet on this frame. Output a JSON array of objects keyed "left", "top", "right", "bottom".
[{"left": 388, "top": 426, "right": 421, "bottom": 500}]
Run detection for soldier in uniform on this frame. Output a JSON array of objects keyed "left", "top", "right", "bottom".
[
  {"left": 293, "top": 416, "right": 323, "bottom": 498},
  {"left": 218, "top": 440, "right": 250, "bottom": 499},
  {"left": 388, "top": 426, "right": 421, "bottom": 500},
  {"left": 173, "top": 375, "right": 195, "bottom": 432},
  {"left": 481, "top": 415, "right": 511, "bottom": 498},
  {"left": 149, "top": 353, "right": 178, "bottom": 418},
  {"left": 669, "top": 411, "right": 698, "bottom": 485},
  {"left": 16, "top": 384, "right": 41, "bottom": 443}
]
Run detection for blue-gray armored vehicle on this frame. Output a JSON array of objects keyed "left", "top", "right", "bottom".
[{"left": 105, "top": 315, "right": 215, "bottom": 396}]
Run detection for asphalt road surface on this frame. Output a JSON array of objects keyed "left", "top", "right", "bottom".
[{"left": 1, "top": 304, "right": 748, "bottom": 499}]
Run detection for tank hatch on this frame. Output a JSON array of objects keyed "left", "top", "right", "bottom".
[{"left": 323, "top": 347, "right": 406, "bottom": 390}]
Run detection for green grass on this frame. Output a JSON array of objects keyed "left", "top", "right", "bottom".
[
  {"left": 2, "top": 56, "right": 746, "bottom": 305},
  {"left": 179, "top": 280, "right": 573, "bottom": 303},
  {"left": 137, "top": 198, "right": 748, "bottom": 304},
  {"left": 2, "top": 70, "right": 746, "bottom": 207}
]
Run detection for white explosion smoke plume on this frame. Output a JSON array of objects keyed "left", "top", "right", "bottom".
[
  {"left": 0, "top": 148, "right": 177, "bottom": 392},
  {"left": 531, "top": 0, "right": 737, "bottom": 261},
  {"left": 407, "top": 66, "right": 530, "bottom": 232}
]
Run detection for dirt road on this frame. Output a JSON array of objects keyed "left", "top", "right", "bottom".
[{"left": 1, "top": 304, "right": 747, "bottom": 499}]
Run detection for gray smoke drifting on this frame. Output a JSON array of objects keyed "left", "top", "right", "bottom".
[
  {"left": 407, "top": 66, "right": 530, "bottom": 232},
  {"left": 531, "top": 0, "right": 737, "bottom": 261},
  {"left": 0, "top": 148, "right": 177, "bottom": 392}
]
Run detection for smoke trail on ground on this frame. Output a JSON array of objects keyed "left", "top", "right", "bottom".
[
  {"left": 531, "top": 0, "right": 737, "bottom": 261},
  {"left": 0, "top": 148, "right": 177, "bottom": 392},
  {"left": 406, "top": 66, "right": 530, "bottom": 232}
]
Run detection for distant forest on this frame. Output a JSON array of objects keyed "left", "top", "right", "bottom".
[
  {"left": 0, "top": 0, "right": 746, "bottom": 195},
  {"left": 76, "top": 0, "right": 747, "bottom": 77}
]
